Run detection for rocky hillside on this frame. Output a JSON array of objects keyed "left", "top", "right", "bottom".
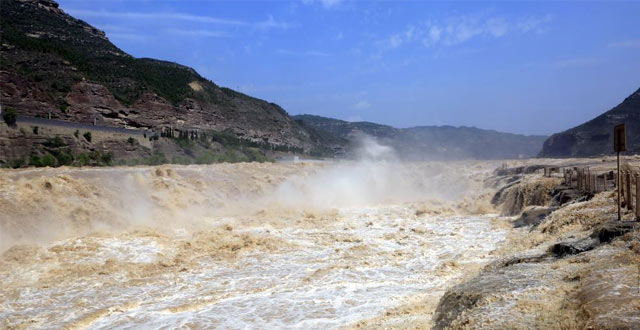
[
  {"left": 539, "top": 87, "right": 640, "bottom": 157},
  {"left": 294, "top": 115, "right": 547, "bottom": 160},
  {"left": 0, "top": 0, "right": 313, "bottom": 149}
]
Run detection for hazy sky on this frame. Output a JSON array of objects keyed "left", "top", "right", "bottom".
[{"left": 57, "top": 0, "right": 640, "bottom": 135}]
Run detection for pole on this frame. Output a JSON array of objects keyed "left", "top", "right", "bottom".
[
  {"left": 627, "top": 171, "right": 633, "bottom": 211},
  {"left": 618, "top": 152, "right": 621, "bottom": 221},
  {"left": 636, "top": 174, "right": 640, "bottom": 220}
]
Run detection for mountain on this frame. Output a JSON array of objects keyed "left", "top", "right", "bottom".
[
  {"left": 0, "top": 0, "right": 313, "bottom": 150},
  {"left": 293, "top": 115, "right": 548, "bottom": 160},
  {"left": 0, "top": 0, "right": 548, "bottom": 166},
  {"left": 538, "top": 88, "right": 640, "bottom": 157}
]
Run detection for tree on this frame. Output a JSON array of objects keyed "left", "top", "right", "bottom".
[
  {"left": 83, "top": 131, "right": 92, "bottom": 142},
  {"left": 2, "top": 106, "right": 17, "bottom": 127}
]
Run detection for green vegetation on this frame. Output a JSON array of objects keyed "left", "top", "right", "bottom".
[
  {"left": 83, "top": 131, "right": 92, "bottom": 142},
  {"left": 5, "top": 147, "right": 114, "bottom": 168},
  {"left": 127, "top": 137, "right": 136, "bottom": 145},
  {"left": 74, "top": 130, "right": 79, "bottom": 138},
  {"left": 2, "top": 158, "right": 25, "bottom": 169},
  {"left": 32, "top": 126, "right": 39, "bottom": 134},
  {"left": 44, "top": 135, "right": 66, "bottom": 148},
  {"left": 0, "top": 9, "right": 225, "bottom": 107},
  {"left": 58, "top": 101, "right": 69, "bottom": 112},
  {"left": 2, "top": 106, "right": 17, "bottom": 127},
  {"left": 29, "top": 154, "right": 56, "bottom": 167}
]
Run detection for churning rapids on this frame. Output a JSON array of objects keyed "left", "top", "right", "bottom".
[{"left": 0, "top": 160, "right": 509, "bottom": 329}]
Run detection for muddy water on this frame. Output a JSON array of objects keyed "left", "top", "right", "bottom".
[{"left": 0, "top": 162, "right": 507, "bottom": 329}]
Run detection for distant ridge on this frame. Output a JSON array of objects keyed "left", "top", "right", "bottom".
[
  {"left": 294, "top": 115, "right": 547, "bottom": 160},
  {"left": 0, "top": 0, "right": 314, "bottom": 150},
  {"left": 539, "top": 88, "right": 640, "bottom": 157},
  {"left": 0, "top": 0, "right": 551, "bottom": 164}
]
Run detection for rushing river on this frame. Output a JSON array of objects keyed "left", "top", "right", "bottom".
[{"left": 0, "top": 161, "right": 508, "bottom": 329}]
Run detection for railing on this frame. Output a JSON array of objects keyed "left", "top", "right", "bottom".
[
  {"left": 560, "top": 167, "right": 615, "bottom": 194},
  {"left": 554, "top": 166, "right": 639, "bottom": 217}
]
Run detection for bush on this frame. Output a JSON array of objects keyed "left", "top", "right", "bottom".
[
  {"left": 2, "top": 106, "right": 17, "bottom": 126},
  {"left": 30, "top": 154, "right": 56, "bottom": 167},
  {"left": 3, "top": 158, "right": 24, "bottom": 168},
  {"left": 74, "top": 130, "right": 79, "bottom": 138},
  {"left": 127, "top": 137, "right": 136, "bottom": 145},
  {"left": 75, "top": 153, "right": 90, "bottom": 166},
  {"left": 54, "top": 149, "right": 74, "bottom": 166},
  {"left": 146, "top": 153, "right": 167, "bottom": 165},
  {"left": 194, "top": 150, "right": 218, "bottom": 164},
  {"left": 100, "top": 152, "right": 113, "bottom": 165},
  {"left": 171, "top": 155, "right": 193, "bottom": 165},
  {"left": 32, "top": 126, "right": 39, "bottom": 135},
  {"left": 83, "top": 131, "right": 92, "bottom": 142},
  {"left": 44, "top": 135, "right": 65, "bottom": 148},
  {"left": 244, "top": 148, "right": 270, "bottom": 163}
]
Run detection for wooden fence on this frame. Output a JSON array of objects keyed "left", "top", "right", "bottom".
[{"left": 545, "top": 166, "right": 639, "bottom": 217}]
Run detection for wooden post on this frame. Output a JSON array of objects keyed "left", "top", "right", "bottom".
[
  {"left": 584, "top": 168, "right": 589, "bottom": 191},
  {"left": 626, "top": 171, "right": 633, "bottom": 211},
  {"left": 636, "top": 174, "right": 640, "bottom": 220},
  {"left": 617, "top": 154, "right": 622, "bottom": 220},
  {"left": 579, "top": 169, "right": 583, "bottom": 191},
  {"left": 620, "top": 170, "right": 625, "bottom": 210}
]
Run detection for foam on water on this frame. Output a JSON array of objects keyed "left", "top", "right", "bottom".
[{"left": 1, "top": 205, "right": 507, "bottom": 329}]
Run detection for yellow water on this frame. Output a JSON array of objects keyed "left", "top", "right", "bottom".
[{"left": 0, "top": 161, "right": 508, "bottom": 329}]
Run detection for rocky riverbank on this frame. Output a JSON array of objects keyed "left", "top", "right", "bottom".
[{"left": 432, "top": 164, "right": 640, "bottom": 329}]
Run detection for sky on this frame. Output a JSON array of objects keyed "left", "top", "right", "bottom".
[{"left": 57, "top": 0, "right": 640, "bottom": 136}]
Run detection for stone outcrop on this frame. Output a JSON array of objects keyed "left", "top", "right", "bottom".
[
  {"left": 539, "top": 87, "right": 640, "bottom": 157},
  {"left": 0, "top": 0, "right": 315, "bottom": 152}
]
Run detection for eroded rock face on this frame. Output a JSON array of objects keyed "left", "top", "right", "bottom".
[
  {"left": 0, "top": 121, "right": 151, "bottom": 163},
  {"left": 0, "top": 0, "right": 315, "bottom": 151},
  {"left": 432, "top": 221, "right": 640, "bottom": 330},
  {"left": 539, "top": 88, "right": 640, "bottom": 157},
  {"left": 491, "top": 176, "right": 560, "bottom": 216}
]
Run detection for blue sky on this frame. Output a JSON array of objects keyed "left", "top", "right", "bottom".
[{"left": 57, "top": 0, "right": 640, "bottom": 135}]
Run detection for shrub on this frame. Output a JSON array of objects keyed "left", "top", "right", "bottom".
[
  {"left": 100, "top": 152, "right": 113, "bottom": 165},
  {"left": 195, "top": 150, "right": 218, "bottom": 164},
  {"left": 30, "top": 154, "right": 56, "bottom": 167},
  {"left": 74, "top": 130, "right": 79, "bottom": 138},
  {"left": 83, "top": 131, "right": 92, "bottom": 142},
  {"left": 145, "top": 153, "right": 167, "bottom": 165},
  {"left": 127, "top": 137, "right": 135, "bottom": 145},
  {"left": 244, "top": 148, "right": 270, "bottom": 163},
  {"left": 32, "top": 126, "right": 39, "bottom": 134},
  {"left": 44, "top": 135, "right": 66, "bottom": 148},
  {"left": 41, "top": 154, "right": 57, "bottom": 167},
  {"left": 75, "top": 153, "right": 90, "bottom": 166},
  {"left": 55, "top": 150, "right": 74, "bottom": 166},
  {"left": 2, "top": 106, "right": 17, "bottom": 126},
  {"left": 58, "top": 102, "right": 69, "bottom": 112},
  {"left": 3, "top": 158, "right": 24, "bottom": 168},
  {"left": 171, "top": 155, "right": 193, "bottom": 165}
]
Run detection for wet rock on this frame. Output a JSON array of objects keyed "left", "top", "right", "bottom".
[
  {"left": 493, "top": 178, "right": 558, "bottom": 216},
  {"left": 550, "top": 237, "right": 599, "bottom": 258},
  {"left": 549, "top": 221, "right": 637, "bottom": 258},
  {"left": 512, "top": 207, "right": 557, "bottom": 228},
  {"left": 494, "top": 165, "right": 545, "bottom": 177},
  {"left": 432, "top": 259, "right": 563, "bottom": 330},
  {"left": 490, "top": 179, "right": 521, "bottom": 205},
  {"left": 550, "top": 185, "right": 593, "bottom": 207},
  {"left": 591, "top": 221, "right": 638, "bottom": 243}
]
